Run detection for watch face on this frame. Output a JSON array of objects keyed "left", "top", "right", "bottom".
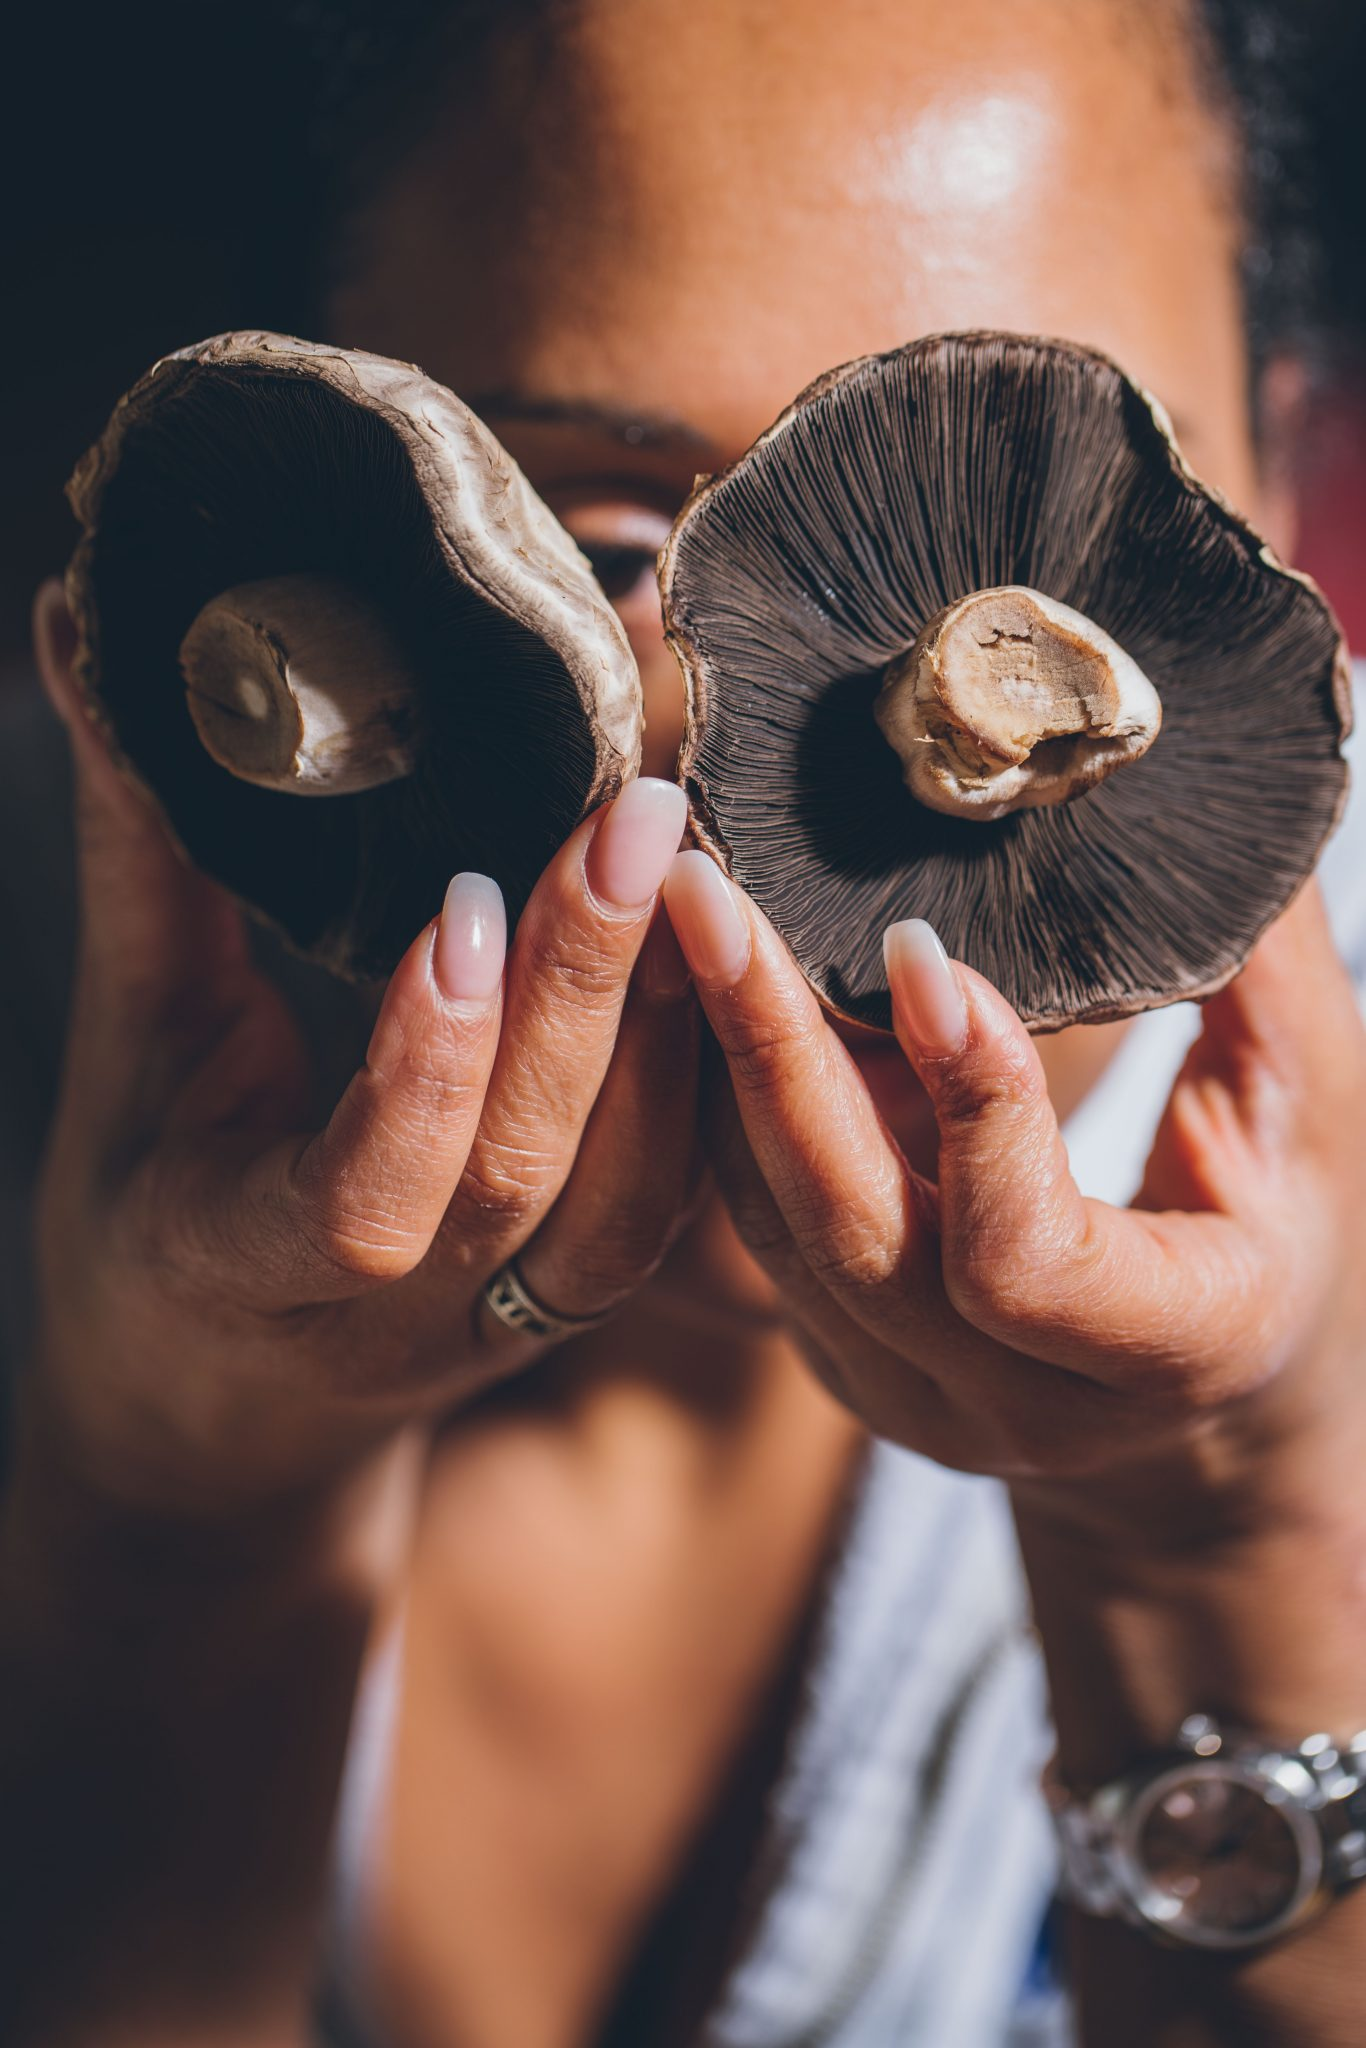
[{"left": 1127, "top": 1764, "right": 1316, "bottom": 1944}]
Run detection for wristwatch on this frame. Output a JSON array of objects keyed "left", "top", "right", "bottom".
[{"left": 1047, "top": 1714, "right": 1366, "bottom": 1950}]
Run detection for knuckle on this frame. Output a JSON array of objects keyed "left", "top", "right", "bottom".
[
  {"left": 393, "top": 1047, "right": 474, "bottom": 1126},
  {"left": 722, "top": 1008, "right": 808, "bottom": 1102},
  {"left": 536, "top": 929, "right": 630, "bottom": 1012},
  {"left": 803, "top": 1220, "right": 900, "bottom": 1293},
  {"left": 783, "top": 1159, "right": 911, "bottom": 1292},
  {"left": 937, "top": 1042, "right": 1040, "bottom": 1130},
  {"left": 944, "top": 1202, "right": 1097, "bottom": 1335},
  {"left": 366, "top": 1019, "right": 480, "bottom": 1122},
  {"left": 452, "top": 1147, "right": 555, "bottom": 1235},
  {"left": 289, "top": 1154, "right": 422, "bottom": 1286},
  {"left": 312, "top": 1209, "right": 421, "bottom": 1285},
  {"left": 943, "top": 1247, "right": 1036, "bottom": 1330}
]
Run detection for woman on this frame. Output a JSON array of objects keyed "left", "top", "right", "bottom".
[{"left": 3, "top": 1, "right": 1365, "bottom": 2043}]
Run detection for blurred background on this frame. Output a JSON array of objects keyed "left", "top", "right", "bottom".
[{"left": 1, "top": 0, "right": 1362, "bottom": 673}]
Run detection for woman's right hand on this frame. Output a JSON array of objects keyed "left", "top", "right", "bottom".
[{"left": 26, "top": 582, "right": 699, "bottom": 1524}]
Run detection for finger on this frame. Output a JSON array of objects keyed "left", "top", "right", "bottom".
[
  {"left": 439, "top": 779, "right": 687, "bottom": 1261},
  {"left": 33, "top": 579, "right": 251, "bottom": 1126},
  {"left": 700, "top": 1054, "right": 970, "bottom": 1451},
  {"left": 476, "top": 908, "right": 701, "bottom": 1358},
  {"left": 699, "top": 1042, "right": 863, "bottom": 1346},
  {"left": 884, "top": 920, "right": 1274, "bottom": 1393},
  {"left": 664, "top": 850, "right": 942, "bottom": 1318},
  {"left": 202, "top": 875, "right": 506, "bottom": 1304},
  {"left": 1140, "top": 885, "right": 1364, "bottom": 1221}
]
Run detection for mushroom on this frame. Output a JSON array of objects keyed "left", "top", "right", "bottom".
[
  {"left": 660, "top": 331, "right": 1352, "bottom": 1031},
  {"left": 66, "top": 331, "right": 641, "bottom": 979}
]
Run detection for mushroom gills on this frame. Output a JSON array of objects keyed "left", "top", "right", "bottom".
[
  {"left": 180, "top": 572, "right": 419, "bottom": 795},
  {"left": 663, "top": 332, "right": 1350, "bottom": 1031},
  {"left": 875, "top": 586, "right": 1162, "bottom": 821}
]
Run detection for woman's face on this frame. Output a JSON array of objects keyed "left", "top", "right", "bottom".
[{"left": 333, "top": 0, "right": 1274, "bottom": 781}]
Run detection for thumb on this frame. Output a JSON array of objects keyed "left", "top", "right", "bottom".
[
  {"left": 34, "top": 579, "right": 251, "bottom": 1129},
  {"left": 883, "top": 919, "right": 1083, "bottom": 1278}
]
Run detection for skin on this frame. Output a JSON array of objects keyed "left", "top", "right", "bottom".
[{"left": 3, "top": 1, "right": 1364, "bottom": 2045}]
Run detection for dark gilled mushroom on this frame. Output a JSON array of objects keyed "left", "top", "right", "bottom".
[
  {"left": 661, "top": 331, "right": 1352, "bottom": 1031},
  {"left": 66, "top": 331, "right": 641, "bottom": 979}
]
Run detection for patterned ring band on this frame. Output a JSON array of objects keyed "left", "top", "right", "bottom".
[{"left": 481, "top": 1258, "right": 615, "bottom": 1343}]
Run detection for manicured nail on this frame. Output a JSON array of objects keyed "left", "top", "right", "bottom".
[
  {"left": 636, "top": 908, "right": 693, "bottom": 1001},
  {"left": 663, "top": 849, "right": 752, "bottom": 988},
  {"left": 884, "top": 919, "right": 968, "bottom": 1056},
  {"left": 587, "top": 778, "right": 689, "bottom": 911},
  {"left": 436, "top": 872, "right": 506, "bottom": 1003}
]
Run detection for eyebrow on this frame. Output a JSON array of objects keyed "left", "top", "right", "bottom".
[
  {"left": 475, "top": 391, "right": 1213, "bottom": 491},
  {"left": 468, "top": 390, "right": 714, "bottom": 453}
]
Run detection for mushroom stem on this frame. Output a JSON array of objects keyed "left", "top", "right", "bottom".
[
  {"left": 874, "top": 586, "right": 1162, "bottom": 821},
  {"left": 179, "top": 573, "right": 419, "bottom": 795}
]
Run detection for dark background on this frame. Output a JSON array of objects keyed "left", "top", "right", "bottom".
[{"left": 1, "top": 0, "right": 1363, "bottom": 672}]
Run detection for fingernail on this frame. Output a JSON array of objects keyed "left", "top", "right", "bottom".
[
  {"left": 587, "top": 778, "right": 689, "bottom": 912},
  {"left": 884, "top": 919, "right": 968, "bottom": 1056},
  {"left": 664, "top": 849, "right": 751, "bottom": 988},
  {"left": 636, "top": 908, "right": 693, "bottom": 1002},
  {"left": 436, "top": 873, "right": 506, "bottom": 1003}
]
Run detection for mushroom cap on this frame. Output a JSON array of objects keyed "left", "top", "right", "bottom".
[
  {"left": 66, "top": 330, "right": 642, "bottom": 979},
  {"left": 661, "top": 331, "right": 1353, "bottom": 1032}
]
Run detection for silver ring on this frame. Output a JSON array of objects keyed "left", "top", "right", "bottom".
[{"left": 481, "top": 1258, "right": 613, "bottom": 1343}]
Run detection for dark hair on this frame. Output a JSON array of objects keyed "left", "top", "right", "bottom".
[
  {"left": 1192, "top": 0, "right": 1324, "bottom": 370},
  {"left": 281, "top": 0, "right": 1339, "bottom": 373}
]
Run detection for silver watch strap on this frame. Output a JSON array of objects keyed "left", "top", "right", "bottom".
[
  {"left": 1050, "top": 1779, "right": 1132, "bottom": 1917},
  {"left": 1310, "top": 1732, "right": 1366, "bottom": 1886}
]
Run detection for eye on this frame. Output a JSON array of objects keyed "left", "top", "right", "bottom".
[
  {"left": 578, "top": 540, "right": 661, "bottom": 605},
  {"left": 555, "top": 503, "right": 674, "bottom": 626}
]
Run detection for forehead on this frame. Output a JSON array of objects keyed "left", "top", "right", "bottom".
[{"left": 340, "top": 0, "right": 1247, "bottom": 468}]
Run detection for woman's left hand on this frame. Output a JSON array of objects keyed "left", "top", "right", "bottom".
[
  {"left": 669, "top": 852, "right": 1366, "bottom": 2043},
  {"left": 663, "top": 852, "right": 1366, "bottom": 1536}
]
